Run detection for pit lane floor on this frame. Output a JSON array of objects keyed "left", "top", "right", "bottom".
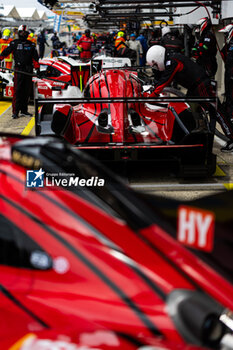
[{"left": 0, "top": 100, "right": 232, "bottom": 201}]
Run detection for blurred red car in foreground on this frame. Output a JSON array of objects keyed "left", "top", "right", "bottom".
[{"left": 0, "top": 135, "right": 232, "bottom": 349}]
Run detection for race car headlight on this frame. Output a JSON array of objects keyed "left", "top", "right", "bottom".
[
  {"left": 98, "top": 112, "right": 108, "bottom": 127},
  {"left": 97, "top": 110, "right": 114, "bottom": 134},
  {"left": 130, "top": 111, "right": 141, "bottom": 127}
]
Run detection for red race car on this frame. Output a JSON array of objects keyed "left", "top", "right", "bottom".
[
  {"left": 0, "top": 134, "right": 232, "bottom": 350},
  {"left": 0, "top": 56, "right": 90, "bottom": 99},
  {"left": 36, "top": 68, "right": 216, "bottom": 177}
]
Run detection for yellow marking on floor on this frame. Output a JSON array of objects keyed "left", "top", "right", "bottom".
[
  {"left": 214, "top": 165, "right": 226, "bottom": 177},
  {"left": 21, "top": 117, "right": 35, "bottom": 136},
  {"left": 223, "top": 183, "right": 233, "bottom": 190},
  {"left": 0, "top": 101, "right": 11, "bottom": 115}
]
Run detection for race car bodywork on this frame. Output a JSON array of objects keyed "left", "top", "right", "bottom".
[
  {"left": 0, "top": 55, "right": 131, "bottom": 99},
  {"left": 37, "top": 68, "right": 216, "bottom": 176},
  {"left": 0, "top": 135, "right": 232, "bottom": 349}
]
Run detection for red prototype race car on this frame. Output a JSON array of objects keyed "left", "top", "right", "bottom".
[
  {"left": 0, "top": 134, "right": 232, "bottom": 349},
  {"left": 0, "top": 56, "right": 90, "bottom": 99},
  {"left": 36, "top": 68, "right": 216, "bottom": 177}
]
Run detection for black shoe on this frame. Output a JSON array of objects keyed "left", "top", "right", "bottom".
[
  {"left": 12, "top": 114, "right": 19, "bottom": 119},
  {"left": 20, "top": 111, "right": 32, "bottom": 117},
  {"left": 221, "top": 140, "right": 233, "bottom": 153}
]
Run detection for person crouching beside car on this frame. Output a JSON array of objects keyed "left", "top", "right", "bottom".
[{"left": 143, "top": 45, "right": 233, "bottom": 153}]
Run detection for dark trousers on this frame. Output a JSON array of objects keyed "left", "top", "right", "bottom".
[
  {"left": 39, "top": 45, "right": 45, "bottom": 59},
  {"left": 13, "top": 70, "right": 32, "bottom": 115},
  {"left": 225, "top": 71, "right": 233, "bottom": 121},
  {"left": 188, "top": 79, "right": 233, "bottom": 140}
]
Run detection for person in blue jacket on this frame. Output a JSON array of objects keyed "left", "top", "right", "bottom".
[{"left": 136, "top": 30, "right": 148, "bottom": 66}]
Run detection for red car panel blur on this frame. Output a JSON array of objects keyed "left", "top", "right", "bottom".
[{"left": 0, "top": 135, "right": 232, "bottom": 349}]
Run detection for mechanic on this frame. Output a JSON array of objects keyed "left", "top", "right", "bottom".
[
  {"left": 0, "top": 25, "right": 40, "bottom": 119},
  {"left": 219, "top": 24, "right": 233, "bottom": 124},
  {"left": 114, "top": 31, "right": 126, "bottom": 55},
  {"left": 0, "top": 29, "right": 13, "bottom": 69},
  {"left": 136, "top": 30, "right": 148, "bottom": 66},
  {"left": 37, "top": 29, "right": 49, "bottom": 59},
  {"left": 51, "top": 32, "right": 60, "bottom": 49},
  {"left": 77, "top": 29, "right": 94, "bottom": 60},
  {"left": 160, "top": 26, "right": 184, "bottom": 56},
  {"left": 148, "top": 28, "right": 162, "bottom": 47},
  {"left": 192, "top": 17, "right": 218, "bottom": 78},
  {"left": 143, "top": 45, "right": 233, "bottom": 152},
  {"left": 127, "top": 33, "right": 142, "bottom": 66},
  {"left": 114, "top": 31, "right": 137, "bottom": 61},
  {"left": 27, "top": 32, "right": 37, "bottom": 45}
]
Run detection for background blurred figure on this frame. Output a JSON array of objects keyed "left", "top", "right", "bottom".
[
  {"left": 136, "top": 30, "right": 148, "bottom": 66},
  {"left": 51, "top": 32, "right": 60, "bottom": 49},
  {"left": 27, "top": 31, "right": 37, "bottom": 45},
  {"left": 160, "top": 26, "right": 184, "bottom": 56},
  {"left": 219, "top": 24, "right": 233, "bottom": 124},
  {"left": 148, "top": 28, "right": 162, "bottom": 47},
  {"left": 183, "top": 24, "right": 195, "bottom": 57},
  {"left": 114, "top": 31, "right": 126, "bottom": 55},
  {"left": 192, "top": 17, "right": 217, "bottom": 78},
  {"left": 127, "top": 33, "right": 142, "bottom": 66},
  {"left": 37, "top": 29, "right": 49, "bottom": 59},
  {"left": 0, "top": 29, "right": 13, "bottom": 69},
  {"left": 77, "top": 29, "right": 94, "bottom": 60}
]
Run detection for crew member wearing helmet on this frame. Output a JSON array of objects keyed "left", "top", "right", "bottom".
[
  {"left": 77, "top": 29, "right": 94, "bottom": 60},
  {"left": 219, "top": 24, "right": 233, "bottom": 126},
  {"left": 143, "top": 45, "right": 233, "bottom": 152},
  {"left": 0, "top": 29, "right": 13, "bottom": 69},
  {"left": 192, "top": 17, "right": 217, "bottom": 78},
  {"left": 27, "top": 32, "right": 37, "bottom": 45},
  {"left": 0, "top": 24, "right": 39, "bottom": 119},
  {"left": 114, "top": 31, "right": 126, "bottom": 54}
]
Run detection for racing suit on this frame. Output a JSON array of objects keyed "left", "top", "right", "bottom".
[
  {"left": 146, "top": 53, "right": 233, "bottom": 142},
  {"left": 0, "top": 38, "right": 39, "bottom": 116},
  {"left": 0, "top": 37, "right": 13, "bottom": 69},
  {"left": 77, "top": 35, "right": 94, "bottom": 59},
  {"left": 160, "top": 32, "right": 184, "bottom": 56},
  {"left": 221, "top": 38, "right": 233, "bottom": 122},
  {"left": 192, "top": 30, "right": 217, "bottom": 78}
]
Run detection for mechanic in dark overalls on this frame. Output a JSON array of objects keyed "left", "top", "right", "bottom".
[
  {"left": 0, "top": 25, "right": 39, "bottom": 119},
  {"left": 143, "top": 45, "right": 233, "bottom": 153},
  {"left": 192, "top": 17, "right": 218, "bottom": 78},
  {"left": 219, "top": 24, "right": 233, "bottom": 127},
  {"left": 160, "top": 26, "right": 184, "bottom": 56}
]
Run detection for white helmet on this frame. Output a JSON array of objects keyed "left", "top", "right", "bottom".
[
  {"left": 146, "top": 45, "right": 166, "bottom": 71},
  {"left": 219, "top": 24, "right": 233, "bottom": 43},
  {"left": 18, "top": 24, "right": 28, "bottom": 32},
  {"left": 161, "top": 26, "right": 171, "bottom": 37},
  {"left": 195, "top": 17, "right": 210, "bottom": 35}
]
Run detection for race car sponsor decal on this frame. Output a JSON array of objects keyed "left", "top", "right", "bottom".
[
  {"left": 5, "top": 86, "right": 14, "bottom": 97},
  {"left": 10, "top": 333, "right": 100, "bottom": 350},
  {"left": 177, "top": 205, "right": 215, "bottom": 252}
]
